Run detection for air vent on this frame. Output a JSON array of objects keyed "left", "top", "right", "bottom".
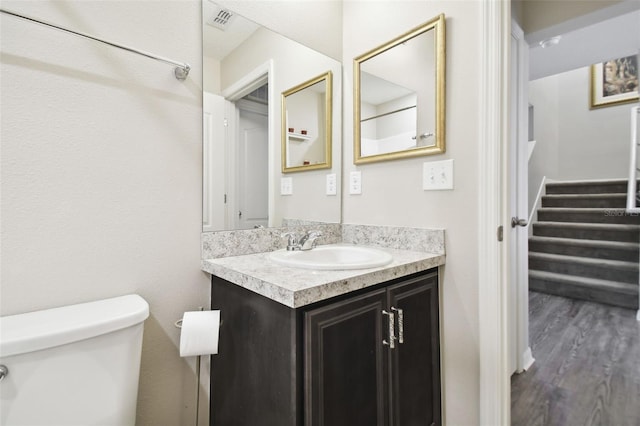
[
  {"left": 244, "top": 85, "right": 268, "bottom": 104},
  {"left": 207, "top": 7, "right": 235, "bottom": 30}
]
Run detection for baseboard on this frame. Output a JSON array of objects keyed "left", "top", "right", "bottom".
[{"left": 521, "top": 347, "right": 535, "bottom": 371}]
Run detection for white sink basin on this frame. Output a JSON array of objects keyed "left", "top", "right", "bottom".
[{"left": 269, "top": 244, "right": 393, "bottom": 270}]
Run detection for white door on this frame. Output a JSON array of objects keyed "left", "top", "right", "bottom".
[
  {"left": 236, "top": 102, "right": 268, "bottom": 229},
  {"left": 203, "top": 92, "right": 227, "bottom": 232},
  {"left": 509, "top": 20, "right": 534, "bottom": 374}
]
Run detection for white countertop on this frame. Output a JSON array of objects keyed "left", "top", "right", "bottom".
[{"left": 201, "top": 245, "right": 445, "bottom": 308}]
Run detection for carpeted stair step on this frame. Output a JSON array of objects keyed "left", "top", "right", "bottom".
[
  {"left": 541, "top": 193, "right": 627, "bottom": 208},
  {"left": 537, "top": 208, "right": 640, "bottom": 225},
  {"left": 529, "top": 236, "right": 640, "bottom": 262},
  {"left": 532, "top": 222, "right": 640, "bottom": 242},
  {"left": 529, "top": 270, "right": 639, "bottom": 309},
  {"left": 529, "top": 252, "right": 639, "bottom": 284},
  {"left": 546, "top": 179, "right": 635, "bottom": 195}
]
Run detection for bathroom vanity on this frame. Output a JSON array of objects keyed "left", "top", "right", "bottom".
[{"left": 203, "top": 241, "right": 444, "bottom": 426}]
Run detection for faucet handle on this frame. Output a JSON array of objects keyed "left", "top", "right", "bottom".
[{"left": 281, "top": 232, "right": 299, "bottom": 250}]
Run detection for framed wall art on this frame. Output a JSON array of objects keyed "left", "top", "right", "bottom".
[{"left": 590, "top": 54, "right": 639, "bottom": 109}]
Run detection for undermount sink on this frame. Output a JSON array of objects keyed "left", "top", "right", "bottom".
[{"left": 269, "top": 244, "right": 393, "bottom": 270}]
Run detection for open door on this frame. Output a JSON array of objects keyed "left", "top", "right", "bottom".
[{"left": 508, "top": 20, "right": 534, "bottom": 374}]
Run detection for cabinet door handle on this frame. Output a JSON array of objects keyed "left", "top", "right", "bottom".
[
  {"left": 391, "top": 307, "right": 404, "bottom": 344},
  {"left": 382, "top": 310, "right": 396, "bottom": 349}
]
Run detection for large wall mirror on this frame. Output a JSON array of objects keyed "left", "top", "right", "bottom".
[
  {"left": 202, "top": 0, "right": 342, "bottom": 232},
  {"left": 281, "top": 71, "right": 332, "bottom": 173},
  {"left": 354, "top": 14, "right": 445, "bottom": 164}
]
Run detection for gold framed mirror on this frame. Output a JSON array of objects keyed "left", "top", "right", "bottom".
[
  {"left": 354, "top": 14, "right": 445, "bottom": 164},
  {"left": 281, "top": 71, "right": 333, "bottom": 173}
]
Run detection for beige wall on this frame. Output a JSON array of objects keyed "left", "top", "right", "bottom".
[
  {"left": 0, "top": 1, "right": 209, "bottom": 425},
  {"left": 220, "top": 26, "right": 342, "bottom": 225},
  {"left": 343, "top": 2, "right": 481, "bottom": 424}
]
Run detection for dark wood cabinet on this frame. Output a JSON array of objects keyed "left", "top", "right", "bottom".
[
  {"left": 305, "top": 273, "right": 440, "bottom": 426},
  {"left": 210, "top": 269, "right": 440, "bottom": 426}
]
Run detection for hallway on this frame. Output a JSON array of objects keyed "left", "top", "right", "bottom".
[{"left": 511, "top": 291, "right": 640, "bottom": 426}]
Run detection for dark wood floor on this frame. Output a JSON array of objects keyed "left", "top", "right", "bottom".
[{"left": 511, "top": 291, "right": 640, "bottom": 426}]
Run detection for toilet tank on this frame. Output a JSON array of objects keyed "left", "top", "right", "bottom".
[{"left": 0, "top": 294, "right": 149, "bottom": 426}]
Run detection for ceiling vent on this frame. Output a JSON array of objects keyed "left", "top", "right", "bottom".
[{"left": 207, "top": 7, "right": 235, "bottom": 31}]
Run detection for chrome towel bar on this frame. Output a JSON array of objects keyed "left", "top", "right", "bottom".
[{"left": 0, "top": 8, "right": 191, "bottom": 80}]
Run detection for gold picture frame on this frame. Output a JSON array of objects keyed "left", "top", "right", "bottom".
[
  {"left": 590, "top": 55, "right": 638, "bottom": 109},
  {"left": 281, "top": 71, "right": 333, "bottom": 173},
  {"left": 354, "top": 14, "right": 446, "bottom": 164}
]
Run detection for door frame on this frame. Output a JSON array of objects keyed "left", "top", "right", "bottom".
[
  {"left": 509, "top": 18, "right": 535, "bottom": 374},
  {"left": 478, "top": 0, "right": 511, "bottom": 425}
]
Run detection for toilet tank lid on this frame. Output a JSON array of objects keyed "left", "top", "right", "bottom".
[{"left": 0, "top": 294, "right": 149, "bottom": 358}]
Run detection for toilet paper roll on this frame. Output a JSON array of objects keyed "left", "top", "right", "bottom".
[{"left": 179, "top": 310, "right": 220, "bottom": 357}]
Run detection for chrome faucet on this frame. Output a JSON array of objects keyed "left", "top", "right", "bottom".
[
  {"left": 299, "top": 231, "right": 322, "bottom": 251},
  {"left": 281, "top": 230, "right": 323, "bottom": 251}
]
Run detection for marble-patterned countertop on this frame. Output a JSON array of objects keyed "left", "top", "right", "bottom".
[{"left": 201, "top": 245, "right": 445, "bottom": 308}]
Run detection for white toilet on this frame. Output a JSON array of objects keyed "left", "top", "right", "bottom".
[{"left": 0, "top": 294, "right": 149, "bottom": 426}]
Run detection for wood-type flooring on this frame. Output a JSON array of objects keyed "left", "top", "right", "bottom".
[{"left": 511, "top": 291, "right": 640, "bottom": 426}]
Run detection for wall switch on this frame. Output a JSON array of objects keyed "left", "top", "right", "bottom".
[
  {"left": 349, "top": 171, "right": 362, "bottom": 194},
  {"left": 326, "top": 173, "right": 337, "bottom": 195},
  {"left": 423, "top": 159, "right": 454, "bottom": 190},
  {"left": 280, "top": 177, "right": 293, "bottom": 195}
]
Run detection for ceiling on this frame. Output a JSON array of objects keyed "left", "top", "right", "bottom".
[
  {"left": 527, "top": 1, "right": 640, "bottom": 80},
  {"left": 202, "top": 0, "right": 259, "bottom": 61}
]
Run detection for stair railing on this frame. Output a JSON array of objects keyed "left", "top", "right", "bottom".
[{"left": 627, "top": 106, "right": 640, "bottom": 214}]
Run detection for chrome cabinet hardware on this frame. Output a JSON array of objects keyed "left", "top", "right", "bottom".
[
  {"left": 382, "top": 310, "right": 396, "bottom": 349},
  {"left": 511, "top": 217, "right": 527, "bottom": 228},
  {"left": 391, "top": 307, "right": 404, "bottom": 344}
]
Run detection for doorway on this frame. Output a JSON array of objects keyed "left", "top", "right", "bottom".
[{"left": 235, "top": 92, "right": 269, "bottom": 229}]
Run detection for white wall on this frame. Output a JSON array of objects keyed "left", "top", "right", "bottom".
[
  {"left": 529, "top": 65, "right": 633, "bottom": 207},
  {"left": 343, "top": 2, "right": 481, "bottom": 424},
  {"left": 0, "top": 1, "right": 209, "bottom": 425}
]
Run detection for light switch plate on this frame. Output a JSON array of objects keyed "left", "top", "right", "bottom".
[
  {"left": 349, "top": 171, "right": 362, "bottom": 194},
  {"left": 281, "top": 177, "right": 293, "bottom": 195},
  {"left": 326, "top": 173, "right": 337, "bottom": 195},
  {"left": 423, "top": 159, "right": 454, "bottom": 190}
]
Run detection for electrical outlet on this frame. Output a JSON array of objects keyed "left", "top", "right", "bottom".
[
  {"left": 349, "top": 171, "right": 362, "bottom": 194},
  {"left": 326, "top": 173, "right": 337, "bottom": 195},
  {"left": 423, "top": 159, "right": 454, "bottom": 190},
  {"left": 281, "top": 177, "right": 293, "bottom": 195}
]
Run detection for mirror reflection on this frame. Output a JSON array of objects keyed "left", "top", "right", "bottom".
[
  {"left": 282, "top": 71, "right": 332, "bottom": 173},
  {"left": 354, "top": 14, "right": 445, "bottom": 164},
  {"left": 202, "top": 1, "right": 342, "bottom": 232}
]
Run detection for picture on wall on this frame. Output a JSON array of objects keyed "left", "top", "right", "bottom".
[{"left": 590, "top": 54, "right": 639, "bottom": 108}]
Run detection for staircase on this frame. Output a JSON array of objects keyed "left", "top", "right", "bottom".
[{"left": 529, "top": 179, "right": 640, "bottom": 309}]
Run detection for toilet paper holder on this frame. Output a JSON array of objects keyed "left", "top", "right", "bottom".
[
  {"left": 175, "top": 307, "right": 221, "bottom": 426},
  {"left": 174, "top": 316, "right": 222, "bottom": 329}
]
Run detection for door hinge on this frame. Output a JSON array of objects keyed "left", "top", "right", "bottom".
[
  {"left": 224, "top": 194, "right": 227, "bottom": 204},
  {"left": 223, "top": 118, "right": 228, "bottom": 127},
  {"left": 497, "top": 225, "right": 504, "bottom": 242}
]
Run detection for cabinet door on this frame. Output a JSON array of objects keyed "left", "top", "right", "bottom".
[
  {"left": 305, "top": 288, "right": 389, "bottom": 426},
  {"left": 388, "top": 273, "right": 441, "bottom": 426}
]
